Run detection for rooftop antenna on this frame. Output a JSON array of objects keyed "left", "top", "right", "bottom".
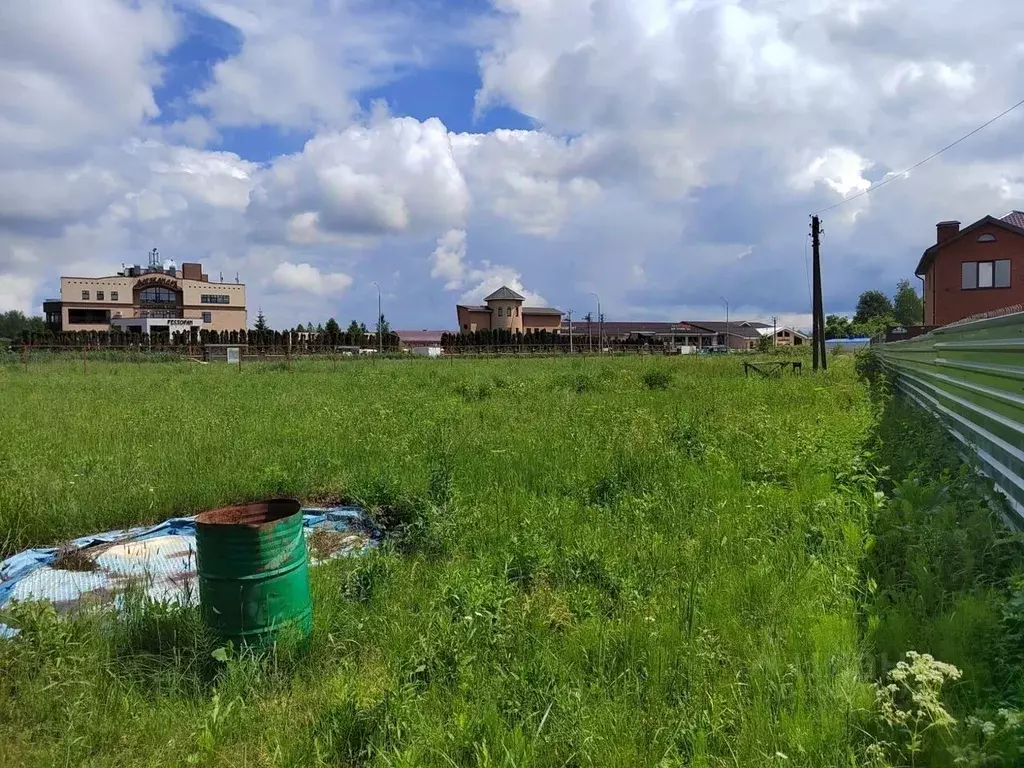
[
  {"left": 235, "top": 272, "right": 239, "bottom": 284},
  {"left": 219, "top": 271, "right": 223, "bottom": 283},
  {"left": 149, "top": 248, "right": 159, "bottom": 267}
]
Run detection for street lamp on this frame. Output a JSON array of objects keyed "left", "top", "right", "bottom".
[
  {"left": 590, "top": 292, "right": 602, "bottom": 353},
  {"left": 372, "top": 281, "right": 382, "bottom": 353},
  {"left": 719, "top": 296, "right": 729, "bottom": 352}
]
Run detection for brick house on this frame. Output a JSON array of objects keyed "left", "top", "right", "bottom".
[
  {"left": 916, "top": 211, "right": 1024, "bottom": 326},
  {"left": 456, "top": 287, "right": 563, "bottom": 334}
]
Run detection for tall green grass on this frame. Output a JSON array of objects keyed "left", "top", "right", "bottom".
[
  {"left": 0, "top": 355, "right": 924, "bottom": 766},
  {"left": 856, "top": 370, "right": 1024, "bottom": 767}
]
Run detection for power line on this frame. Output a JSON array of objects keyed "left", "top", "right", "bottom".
[{"left": 813, "top": 96, "right": 1024, "bottom": 215}]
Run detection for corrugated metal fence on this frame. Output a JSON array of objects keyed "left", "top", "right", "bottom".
[{"left": 877, "top": 310, "right": 1024, "bottom": 523}]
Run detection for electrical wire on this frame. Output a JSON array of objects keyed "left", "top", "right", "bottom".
[{"left": 813, "top": 96, "right": 1024, "bottom": 215}]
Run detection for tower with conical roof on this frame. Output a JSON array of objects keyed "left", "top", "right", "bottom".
[{"left": 484, "top": 286, "right": 525, "bottom": 332}]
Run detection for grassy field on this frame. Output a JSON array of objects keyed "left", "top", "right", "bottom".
[{"left": 0, "top": 354, "right": 1019, "bottom": 766}]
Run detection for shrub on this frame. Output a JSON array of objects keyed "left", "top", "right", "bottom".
[{"left": 641, "top": 368, "right": 673, "bottom": 390}]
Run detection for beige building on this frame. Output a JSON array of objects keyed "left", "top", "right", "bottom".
[
  {"left": 44, "top": 257, "right": 246, "bottom": 334},
  {"left": 456, "top": 286, "right": 563, "bottom": 333}
]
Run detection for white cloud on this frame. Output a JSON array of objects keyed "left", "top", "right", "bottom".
[
  {"left": 191, "top": 0, "right": 455, "bottom": 131},
  {"left": 0, "top": 274, "right": 38, "bottom": 315},
  {"left": 451, "top": 130, "right": 602, "bottom": 235},
  {"left": 270, "top": 261, "right": 353, "bottom": 295},
  {"left": 250, "top": 114, "right": 470, "bottom": 240},
  {"left": 428, "top": 226, "right": 551, "bottom": 307},
  {"left": 5, "top": 0, "right": 1024, "bottom": 335},
  {"left": 430, "top": 229, "right": 467, "bottom": 289},
  {"left": 0, "top": 0, "right": 177, "bottom": 160},
  {"left": 459, "top": 268, "right": 548, "bottom": 308},
  {"left": 791, "top": 147, "right": 873, "bottom": 198}
]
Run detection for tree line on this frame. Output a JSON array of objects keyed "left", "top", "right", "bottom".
[
  {"left": 3, "top": 308, "right": 396, "bottom": 350},
  {"left": 6, "top": 324, "right": 399, "bottom": 351},
  {"left": 0, "top": 311, "right": 45, "bottom": 341},
  {"left": 825, "top": 279, "right": 924, "bottom": 339},
  {"left": 255, "top": 312, "right": 390, "bottom": 338}
]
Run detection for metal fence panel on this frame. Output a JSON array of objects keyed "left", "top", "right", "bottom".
[{"left": 878, "top": 311, "right": 1024, "bottom": 523}]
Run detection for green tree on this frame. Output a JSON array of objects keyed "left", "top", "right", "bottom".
[
  {"left": 377, "top": 314, "right": 390, "bottom": 337},
  {"left": 825, "top": 314, "right": 852, "bottom": 340},
  {"left": 295, "top": 323, "right": 306, "bottom": 332},
  {"left": 893, "top": 279, "right": 924, "bottom": 326},
  {"left": 253, "top": 309, "right": 269, "bottom": 332},
  {"left": 325, "top": 318, "right": 340, "bottom": 335},
  {"left": 346, "top": 320, "right": 362, "bottom": 337},
  {"left": 756, "top": 333, "right": 773, "bottom": 353},
  {"left": 359, "top": 322, "right": 369, "bottom": 336},
  {"left": 850, "top": 315, "right": 892, "bottom": 339},
  {"left": 0, "top": 310, "right": 46, "bottom": 339},
  {"left": 854, "top": 290, "right": 894, "bottom": 325}
]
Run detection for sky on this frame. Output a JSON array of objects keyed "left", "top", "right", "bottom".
[{"left": 2, "top": 0, "right": 1023, "bottom": 331}]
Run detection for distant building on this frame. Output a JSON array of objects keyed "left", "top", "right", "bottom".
[
  {"left": 916, "top": 212, "right": 1024, "bottom": 326},
  {"left": 754, "top": 325, "right": 809, "bottom": 347},
  {"left": 393, "top": 330, "right": 448, "bottom": 349},
  {"left": 559, "top": 319, "right": 793, "bottom": 350},
  {"left": 44, "top": 256, "right": 246, "bottom": 334},
  {"left": 456, "top": 287, "right": 563, "bottom": 334}
]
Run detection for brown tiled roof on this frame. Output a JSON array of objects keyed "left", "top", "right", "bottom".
[
  {"left": 457, "top": 305, "right": 492, "bottom": 313},
  {"left": 484, "top": 286, "right": 525, "bottom": 302},
  {"left": 522, "top": 307, "right": 563, "bottom": 315},
  {"left": 1001, "top": 211, "right": 1024, "bottom": 229}
]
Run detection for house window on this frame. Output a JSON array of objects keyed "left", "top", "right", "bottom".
[
  {"left": 111, "top": 291, "right": 118, "bottom": 301},
  {"left": 462, "top": 324, "right": 468, "bottom": 330},
  {"left": 977, "top": 234, "right": 997, "bottom": 243},
  {"left": 82, "top": 290, "right": 90, "bottom": 300},
  {"left": 996, "top": 259, "right": 1011, "bottom": 287},
  {"left": 201, "top": 311, "right": 212, "bottom": 323},
  {"left": 200, "top": 294, "right": 230, "bottom": 304},
  {"left": 497, "top": 307, "right": 503, "bottom": 317},
  {"left": 96, "top": 291, "right": 104, "bottom": 301},
  {"left": 962, "top": 260, "right": 1011, "bottom": 289},
  {"left": 515, "top": 307, "right": 519, "bottom": 317}
]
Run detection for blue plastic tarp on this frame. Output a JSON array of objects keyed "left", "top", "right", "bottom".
[{"left": 0, "top": 506, "right": 377, "bottom": 638}]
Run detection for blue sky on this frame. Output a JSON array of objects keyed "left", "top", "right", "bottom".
[{"left": 2, "top": 0, "right": 1023, "bottom": 330}]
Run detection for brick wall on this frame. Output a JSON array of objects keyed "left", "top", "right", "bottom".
[{"left": 923, "top": 223, "right": 1024, "bottom": 326}]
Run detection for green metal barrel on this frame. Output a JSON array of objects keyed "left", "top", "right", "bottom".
[{"left": 195, "top": 499, "right": 312, "bottom": 647}]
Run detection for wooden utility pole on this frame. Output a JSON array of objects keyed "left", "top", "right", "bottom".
[
  {"left": 771, "top": 315, "right": 779, "bottom": 347},
  {"left": 566, "top": 310, "right": 574, "bottom": 355},
  {"left": 811, "top": 215, "right": 827, "bottom": 371}
]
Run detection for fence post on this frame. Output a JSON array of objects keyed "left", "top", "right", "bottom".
[
  {"left": 82, "top": 344, "right": 87, "bottom": 375},
  {"left": 21, "top": 344, "right": 27, "bottom": 373}
]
